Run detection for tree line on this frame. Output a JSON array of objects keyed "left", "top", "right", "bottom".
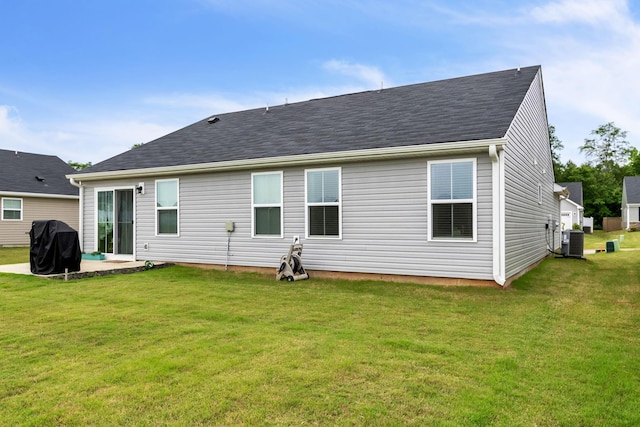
[{"left": 552, "top": 122, "right": 638, "bottom": 229}]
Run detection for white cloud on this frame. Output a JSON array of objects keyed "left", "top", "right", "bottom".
[
  {"left": 0, "top": 106, "right": 25, "bottom": 141},
  {"left": 517, "top": 0, "right": 640, "bottom": 162},
  {"left": 143, "top": 73, "right": 387, "bottom": 119},
  {"left": 530, "top": 0, "right": 629, "bottom": 25},
  {"left": 143, "top": 93, "right": 253, "bottom": 116},
  {"left": 323, "top": 59, "right": 389, "bottom": 89},
  {"left": 1, "top": 84, "right": 343, "bottom": 166},
  {"left": 0, "top": 105, "right": 177, "bottom": 164},
  {"left": 0, "top": 105, "right": 54, "bottom": 154},
  {"left": 58, "top": 120, "right": 177, "bottom": 164}
]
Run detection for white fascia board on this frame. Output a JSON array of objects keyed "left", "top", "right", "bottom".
[
  {"left": 553, "top": 183, "right": 570, "bottom": 198},
  {"left": 0, "top": 191, "right": 79, "bottom": 200},
  {"left": 562, "top": 198, "right": 583, "bottom": 210},
  {"left": 67, "top": 138, "right": 507, "bottom": 182}
]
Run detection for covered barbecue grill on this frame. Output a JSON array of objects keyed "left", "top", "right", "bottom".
[{"left": 29, "top": 220, "right": 82, "bottom": 275}]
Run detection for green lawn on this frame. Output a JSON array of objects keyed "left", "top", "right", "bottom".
[
  {"left": 584, "top": 229, "right": 640, "bottom": 250},
  {"left": 0, "top": 246, "right": 29, "bottom": 265},
  {"left": 0, "top": 250, "right": 638, "bottom": 425}
]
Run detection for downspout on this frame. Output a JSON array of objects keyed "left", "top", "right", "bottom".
[
  {"left": 489, "top": 145, "right": 506, "bottom": 286},
  {"left": 69, "top": 177, "right": 84, "bottom": 252}
]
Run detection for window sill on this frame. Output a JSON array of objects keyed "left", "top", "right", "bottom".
[{"left": 428, "top": 237, "right": 477, "bottom": 243}]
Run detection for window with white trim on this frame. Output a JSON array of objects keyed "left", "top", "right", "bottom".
[
  {"left": 252, "top": 171, "right": 283, "bottom": 237},
  {"left": 428, "top": 159, "right": 476, "bottom": 240},
  {"left": 2, "top": 198, "right": 22, "bottom": 221},
  {"left": 156, "top": 179, "right": 179, "bottom": 235},
  {"left": 306, "top": 167, "right": 341, "bottom": 238}
]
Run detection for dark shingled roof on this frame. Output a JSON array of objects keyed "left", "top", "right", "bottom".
[
  {"left": 558, "top": 182, "right": 583, "bottom": 206},
  {"left": 0, "top": 149, "right": 79, "bottom": 196},
  {"left": 84, "top": 65, "right": 541, "bottom": 174},
  {"left": 624, "top": 176, "right": 640, "bottom": 204}
]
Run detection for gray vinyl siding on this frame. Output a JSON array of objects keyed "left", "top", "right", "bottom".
[
  {"left": 621, "top": 182, "right": 628, "bottom": 218},
  {"left": 82, "top": 185, "right": 95, "bottom": 252},
  {"left": 81, "top": 155, "right": 494, "bottom": 280},
  {"left": 0, "top": 195, "right": 78, "bottom": 246},
  {"left": 621, "top": 182, "right": 640, "bottom": 225},
  {"left": 622, "top": 182, "right": 640, "bottom": 226},
  {"left": 503, "top": 70, "right": 559, "bottom": 278},
  {"left": 308, "top": 156, "right": 493, "bottom": 279}
]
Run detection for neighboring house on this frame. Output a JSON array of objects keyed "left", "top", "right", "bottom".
[
  {"left": 558, "top": 182, "right": 584, "bottom": 231},
  {"left": 621, "top": 176, "right": 640, "bottom": 230},
  {"left": 0, "top": 149, "right": 80, "bottom": 246},
  {"left": 68, "top": 65, "right": 561, "bottom": 287}
]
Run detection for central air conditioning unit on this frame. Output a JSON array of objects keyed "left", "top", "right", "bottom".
[{"left": 562, "top": 230, "right": 584, "bottom": 258}]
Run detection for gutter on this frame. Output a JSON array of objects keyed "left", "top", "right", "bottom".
[
  {"left": 67, "top": 138, "right": 508, "bottom": 182},
  {"left": 68, "top": 177, "right": 84, "bottom": 251},
  {"left": 489, "top": 144, "right": 506, "bottom": 286},
  {"left": 0, "top": 191, "right": 78, "bottom": 200}
]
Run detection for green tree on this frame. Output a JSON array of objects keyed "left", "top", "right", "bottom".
[
  {"left": 558, "top": 161, "right": 620, "bottom": 228},
  {"left": 579, "top": 122, "right": 630, "bottom": 170},
  {"left": 625, "top": 147, "right": 640, "bottom": 176},
  {"left": 68, "top": 161, "right": 92, "bottom": 171},
  {"left": 560, "top": 123, "right": 633, "bottom": 227},
  {"left": 555, "top": 123, "right": 632, "bottom": 228},
  {"left": 549, "top": 125, "right": 564, "bottom": 179}
]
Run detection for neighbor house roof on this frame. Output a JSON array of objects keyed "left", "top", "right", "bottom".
[
  {"left": 558, "top": 182, "right": 583, "bottom": 206},
  {"left": 0, "top": 149, "right": 79, "bottom": 197},
  {"left": 623, "top": 176, "right": 640, "bottom": 204},
  {"left": 77, "top": 65, "right": 541, "bottom": 176}
]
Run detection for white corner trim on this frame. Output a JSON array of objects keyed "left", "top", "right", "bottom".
[
  {"left": 489, "top": 144, "right": 506, "bottom": 286},
  {"left": 69, "top": 178, "right": 84, "bottom": 251}
]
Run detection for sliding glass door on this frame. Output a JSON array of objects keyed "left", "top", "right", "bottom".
[
  {"left": 97, "top": 191, "right": 114, "bottom": 254},
  {"left": 97, "top": 189, "right": 134, "bottom": 256}
]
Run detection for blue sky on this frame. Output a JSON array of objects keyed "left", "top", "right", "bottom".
[{"left": 1, "top": 0, "right": 639, "bottom": 167}]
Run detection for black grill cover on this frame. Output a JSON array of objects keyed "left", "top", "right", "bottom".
[{"left": 29, "top": 220, "right": 82, "bottom": 275}]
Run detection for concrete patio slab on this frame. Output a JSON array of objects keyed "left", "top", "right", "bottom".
[{"left": 0, "top": 260, "right": 167, "bottom": 279}]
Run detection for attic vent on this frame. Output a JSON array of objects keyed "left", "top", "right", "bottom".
[
  {"left": 207, "top": 117, "right": 220, "bottom": 124},
  {"left": 35, "top": 176, "right": 45, "bottom": 182}
]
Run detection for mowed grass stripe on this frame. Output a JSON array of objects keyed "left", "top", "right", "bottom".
[{"left": 0, "top": 249, "right": 638, "bottom": 425}]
